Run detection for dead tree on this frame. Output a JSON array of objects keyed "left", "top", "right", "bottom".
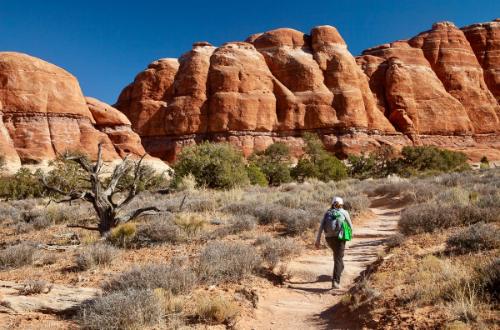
[{"left": 42, "top": 143, "right": 159, "bottom": 236}]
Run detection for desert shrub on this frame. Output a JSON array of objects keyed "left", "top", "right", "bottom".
[
  {"left": 22, "top": 209, "right": 51, "bottom": 230},
  {"left": 477, "top": 258, "right": 499, "bottom": 301},
  {"left": 174, "top": 213, "right": 206, "bottom": 237},
  {"left": 184, "top": 196, "right": 218, "bottom": 212},
  {"left": 20, "top": 280, "right": 51, "bottom": 295},
  {"left": 103, "top": 263, "right": 196, "bottom": 295},
  {"left": 254, "top": 235, "right": 272, "bottom": 246},
  {"left": 47, "top": 204, "right": 75, "bottom": 224},
  {"left": 399, "top": 201, "right": 498, "bottom": 235},
  {"left": 198, "top": 242, "right": 261, "bottom": 284},
  {"left": 222, "top": 200, "right": 260, "bottom": 217},
  {"left": 343, "top": 193, "right": 370, "bottom": 216},
  {"left": 75, "top": 244, "right": 119, "bottom": 270},
  {"left": 0, "top": 202, "right": 21, "bottom": 223},
  {"left": 251, "top": 143, "right": 292, "bottom": 186},
  {"left": 108, "top": 223, "right": 137, "bottom": 248},
  {"left": 348, "top": 145, "right": 399, "bottom": 179},
  {"left": 0, "top": 243, "right": 35, "bottom": 269},
  {"left": 386, "top": 233, "right": 406, "bottom": 249},
  {"left": 447, "top": 223, "right": 500, "bottom": 254},
  {"left": 193, "top": 294, "right": 239, "bottom": 325},
  {"left": 135, "top": 215, "right": 184, "bottom": 245},
  {"left": 246, "top": 163, "right": 268, "bottom": 186},
  {"left": 0, "top": 168, "right": 45, "bottom": 199},
  {"left": 78, "top": 289, "right": 164, "bottom": 330},
  {"left": 405, "top": 255, "right": 468, "bottom": 305},
  {"left": 175, "top": 173, "right": 197, "bottom": 192},
  {"left": 173, "top": 142, "right": 249, "bottom": 189},
  {"left": 210, "top": 215, "right": 257, "bottom": 238},
  {"left": 279, "top": 208, "right": 314, "bottom": 236},
  {"left": 260, "top": 237, "right": 301, "bottom": 269}
]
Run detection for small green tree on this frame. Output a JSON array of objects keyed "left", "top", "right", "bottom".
[
  {"left": 348, "top": 145, "right": 398, "bottom": 179},
  {"left": 173, "top": 142, "right": 249, "bottom": 189},
  {"left": 397, "top": 146, "right": 470, "bottom": 175},
  {"left": 291, "top": 133, "right": 347, "bottom": 182},
  {"left": 251, "top": 143, "right": 292, "bottom": 186},
  {"left": 246, "top": 163, "right": 268, "bottom": 186}
]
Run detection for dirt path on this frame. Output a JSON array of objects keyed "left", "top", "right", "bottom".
[{"left": 237, "top": 196, "right": 403, "bottom": 330}]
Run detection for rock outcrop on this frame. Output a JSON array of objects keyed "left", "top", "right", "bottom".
[
  {"left": 0, "top": 280, "right": 99, "bottom": 314},
  {"left": 0, "top": 52, "right": 168, "bottom": 173},
  {"left": 111, "top": 20, "right": 500, "bottom": 162},
  {"left": 462, "top": 19, "right": 500, "bottom": 104}
]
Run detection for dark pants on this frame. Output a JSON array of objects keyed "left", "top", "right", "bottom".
[{"left": 325, "top": 236, "right": 346, "bottom": 284}]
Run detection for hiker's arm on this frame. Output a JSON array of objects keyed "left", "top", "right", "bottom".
[{"left": 315, "top": 215, "right": 325, "bottom": 246}]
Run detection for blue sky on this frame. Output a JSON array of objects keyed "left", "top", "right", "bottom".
[{"left": 1, "top": 1, "right": 498, "bottom": 104}]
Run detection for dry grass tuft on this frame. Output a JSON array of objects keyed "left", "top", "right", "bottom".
[{"left": 193, "top": 294, "right": 239, "bottom": 325}]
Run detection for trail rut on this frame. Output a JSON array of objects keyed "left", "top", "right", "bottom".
[{"left": 237, "top": 196, "right": 403, "bottom": 330}]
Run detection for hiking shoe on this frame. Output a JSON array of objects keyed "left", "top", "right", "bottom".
[{"left": 332, "top": 282, "right": 341, "bottom": 289}]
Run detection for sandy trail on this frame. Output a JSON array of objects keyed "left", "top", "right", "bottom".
[{"left": 237, "top": 196, "right": 403, "bottom": 330}]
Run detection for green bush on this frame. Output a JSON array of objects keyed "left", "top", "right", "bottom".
[
  {"left": 398, "top": 146, "right": 470, "bottom": 175},
  {"left": 349, "top": 146, "right": 470, "bottom": 178},
  {"left": 251, "top": 143, "right": 292, "bottom": 186},
  {"left": 291, "top": 158, "right": 319, "bottom": 181},
  {"left": 291, "top": 133, "right": 347, "bottom": 182},
  {"left": 0, "top": 168, "right": 45, "bottom": 199},
  {"left": 173, "top": 142, "right": 249, "bottom": 189},
  {"left": 246, "top": 163, "right": 268, "bottom": 186},
  {"left": 45, "top": 154, "right": 90, "bottom": 193}
]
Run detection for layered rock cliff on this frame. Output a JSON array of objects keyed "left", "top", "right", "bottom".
[
  {"left": 0, "top": 52, "right": 168, "bottom": 173},
  {"left": 115, "top": 19, "right": 500, "bottom": 162}
]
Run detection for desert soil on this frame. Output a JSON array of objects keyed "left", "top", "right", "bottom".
[{"left": 236, "top": 196, "right": 403, "bottom": 330}]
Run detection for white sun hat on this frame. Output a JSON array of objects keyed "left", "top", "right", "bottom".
[{"left": 332, "top": 196, "right": 344, "bottom": 205}]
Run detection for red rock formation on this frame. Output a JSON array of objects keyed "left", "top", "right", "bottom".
[
  {"left": 359, "top": 41, "right": 473, "bottom": 136},
  {"left": 207, "top": 42, "right": 277, "bottom": 132},
  {"left": 409, "top": 22, "right": 499, "bottom": 133},
  {"left": 462, "top": 19, "right": 500, "bottom": 104},
  {"left": 115, "top": 20, "right": 500, "bottom": 162},
  {"left": 0, "top": 52, "right": 168, "bottom": 173},
  {"left": 310, "top": 25, "right": 395, "bottom": 132}
]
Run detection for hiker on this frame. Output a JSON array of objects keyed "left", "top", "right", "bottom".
[{"left": 315, "top": 196, "right": 353, "bottom": 289}]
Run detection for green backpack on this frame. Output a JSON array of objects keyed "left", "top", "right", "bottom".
[{"left": 340, "top": 220, "right": 352, "bottom": 241}]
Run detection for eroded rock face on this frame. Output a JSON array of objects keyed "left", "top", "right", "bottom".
[
  {"left": 310, "top": 25, "right": 395, "bottom": 132},
  {"left": 0, "top": 52, "right": 167, "bottom": 173},
  {"left": 409, "top": 22, "right": 499, "bottom": 133},
  {"left": 462, "top": 19, "right": 500, "bottom": 104},
  {"left": 359, "top": 41, "right": 473, "bottom": 136},
  {"left": 116, "top": 20, "right": 500, "bottom": 162}
]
